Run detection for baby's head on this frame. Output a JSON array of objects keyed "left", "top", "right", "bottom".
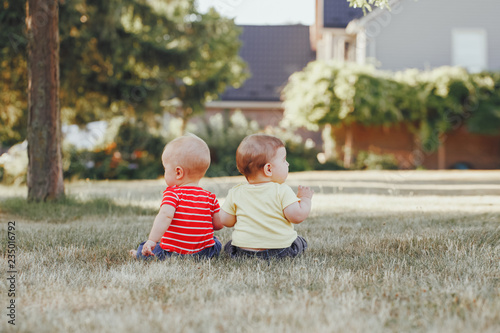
[
  {"left": 162, "top": 135, "right": 210, "bottom": 182},
  {"left": 236, "top": 134, "right": 287, "bottom": 181}
]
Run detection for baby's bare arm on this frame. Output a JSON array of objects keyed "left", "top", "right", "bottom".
[
  {"left": 283, "top": 185, "right": 314, "bottom": 224},
  {"left": 148, "top": 205, "right": 175, "bottom": 241},
  {"left": 212, "top": 212, "right": 224, "bottom": 230},
  {"left": 220, "top": 210, "right": 237, "bottom": 227},
  {"left": 142, "top": 205, "right": 175, "bottom": 256}
]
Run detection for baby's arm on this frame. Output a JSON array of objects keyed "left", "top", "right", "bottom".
[
  {"left": 220, "top": 210, "right": 237, "bottom": 227},
  {"left": 142, "top": 205, "right": 175, "bottom": 256},
  {"left": 283, "top": 185, "right": 314, "bottom": 224},
  {"left": 212, "top": 212, "right": 224, "bottom": 231}
]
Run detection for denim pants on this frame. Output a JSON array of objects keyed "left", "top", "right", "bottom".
[
  {"left": 223, "top": 236, "right": 307, "bottom": 259},
  {"left": 135, "top": 237, "right": 222, "bottom": 261}
]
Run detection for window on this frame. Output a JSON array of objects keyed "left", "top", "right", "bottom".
[{"left": 452, "top": 29, "right": 488, "bottom": 73}]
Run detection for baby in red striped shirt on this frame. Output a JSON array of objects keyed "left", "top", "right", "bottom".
[{"left": 129, "top": 135, "right": 223, "bottom": 260}]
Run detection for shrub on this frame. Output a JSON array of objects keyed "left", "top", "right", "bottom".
[
  {"left": 196, "top": 111, "right": 260, "bottom": 177},
  {"left": 283, "top": 62, "right": 500, "bottom": 154},
  {"left": 353, "top": 150, "right": 399, "bottom": 170},
  {"left": 196, "top": 111, "right": 343, "bottom": 177},
  {"left": 64, "top": 121, "right": 167, "bottom": 180},
  {"left": 2, "top": 113, "right": 348, "bottom": 184}
]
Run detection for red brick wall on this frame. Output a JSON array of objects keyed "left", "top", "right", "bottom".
[
  {"left": 332, "top": 123, "right": 500, "bottom": 170},
  {"left": 441, "top": 127, "right": 500, "bottom": 169}
]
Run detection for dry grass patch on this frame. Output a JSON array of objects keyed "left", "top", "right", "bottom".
[{"left": 1, "top": 173, "right": 499, "bottom": 332}]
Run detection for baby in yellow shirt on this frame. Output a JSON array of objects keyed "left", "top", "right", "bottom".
[{"left": 220, "top": 134, "right": 314, "bottom": 259}]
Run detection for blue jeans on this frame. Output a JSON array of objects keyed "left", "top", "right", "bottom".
[
  {"left": 135, "top": 237, "right": 222, "bottom": 261},
  {"left": 224, "top": 236, "right": 307, "bottom": 259}
]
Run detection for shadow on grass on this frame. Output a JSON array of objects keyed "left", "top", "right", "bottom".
[{"left": 0, "top": 196, "right": 157, "bottom": 222}]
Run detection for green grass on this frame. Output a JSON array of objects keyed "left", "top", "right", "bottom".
[
  {"left": 0, "top": 172, "right": 499, "bottom": 332},
  {"left": 0, "top": 196, "right": 156, "bottom": 222}
]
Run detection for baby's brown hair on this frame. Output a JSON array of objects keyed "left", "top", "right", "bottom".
[
  {"left": 236, "top": 134, "right": 284, "bottom": 179},
  {"left": 163, "top": 135, "right": 210, "bottom": 178}
]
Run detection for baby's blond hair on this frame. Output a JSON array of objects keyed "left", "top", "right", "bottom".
[{"left": 162, "top": 134, "right": 211, "bottom": 178}]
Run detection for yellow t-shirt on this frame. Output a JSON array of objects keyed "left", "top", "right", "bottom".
[{"left": 222, "top": 182, "right": 299, "bottom": 249}]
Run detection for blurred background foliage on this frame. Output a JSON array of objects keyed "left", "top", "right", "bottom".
[
  {"left": 2, "top": 1, "right": 500, "bottom": 185},
  {"left": 283, "top": 62, "right": 500, "bottom": 153},
  {"left": 1, "top": 111, "right": 336, "bottom": 184},
  {"left": 0, "top": 0, "right": 247, "bottom": 146}
]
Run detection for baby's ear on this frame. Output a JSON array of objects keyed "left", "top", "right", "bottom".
[
  {"left": 175, "top": 166, "right": 184, "bottom": 179},
  {"left": 263, "top": 163, "right": 272, "bottom": 177}
]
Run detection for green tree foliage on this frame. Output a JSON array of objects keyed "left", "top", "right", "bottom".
[
  {"left": 163, "top": 7, "right": 248, "bottom": 133},
  {"left": 282, "top": 62, "right": 407, "bottom": 130},
  {"left": 282, "top": 61, "right": 500, "bottom": 152},
  {"left": 466, "top": 72, "right": 500, "bottom": 135},
  {"left": 0, "top": 0, "right": 28, "bottom": 146},
  {"left": 0, "top": 0, "right": 246, "bottom": 143}
]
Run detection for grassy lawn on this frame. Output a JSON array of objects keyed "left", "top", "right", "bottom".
[{"left": 0, "top": 171, "right": 499, "bottom": 332}]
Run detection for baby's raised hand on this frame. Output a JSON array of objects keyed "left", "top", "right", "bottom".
[{"left": 297, "top": 185, "right": 314, "bottom": 200}]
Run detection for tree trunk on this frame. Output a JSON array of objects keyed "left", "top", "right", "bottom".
[{"left": 26, "top": 0, "right": 64, "bottom": 201}]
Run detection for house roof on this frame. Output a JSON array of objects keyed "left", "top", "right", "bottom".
[
  {"left": 220, "top": 25, "right": 315, "bottom": 102},
  {"left": 323, "top": 0, "right": 364, "bottom": 28}
]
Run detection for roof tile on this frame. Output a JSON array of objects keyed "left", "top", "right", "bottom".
[{"left": 324, "top": 0, "right": 364, "bottom": 28}]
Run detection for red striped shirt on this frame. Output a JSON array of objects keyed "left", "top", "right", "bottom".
[{"left": 160, "top": 186, "right": 220, "bottom": 254}]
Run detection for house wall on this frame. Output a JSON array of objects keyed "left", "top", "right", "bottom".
[
  {"left": 364, "top": 0, "right": 500, "bottom": 71},
  {"left": 332, "top": 123, "right": 416, "bottom": 168},
  {"left": 332, "top": 123, "right": 500, "bottom": 169}
]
